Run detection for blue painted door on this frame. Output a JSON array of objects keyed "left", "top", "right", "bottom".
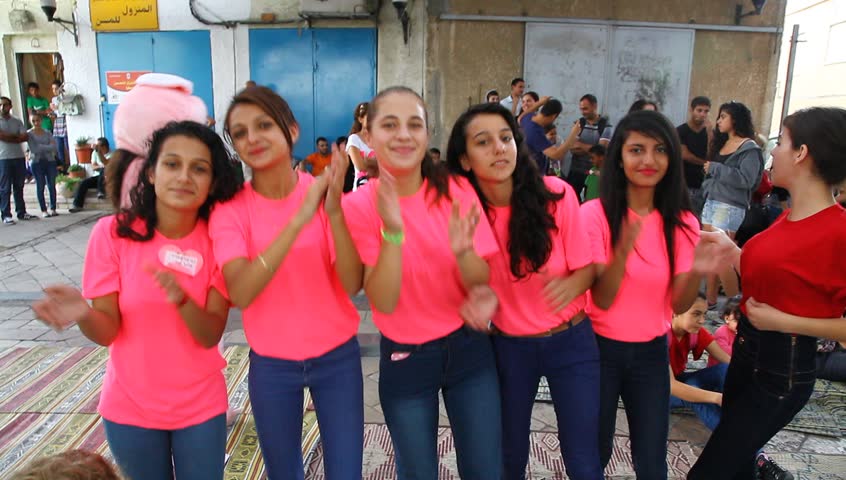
[
  {"left": 97, "top": 31, "right": 214, "bottom": 149},
  {"left": 249, "top": 28, "right": 376, "bottom": 160}
]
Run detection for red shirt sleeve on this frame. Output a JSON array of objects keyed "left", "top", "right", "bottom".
[{"left": 694, "top": 327, "right": 715, "bottom": 359}]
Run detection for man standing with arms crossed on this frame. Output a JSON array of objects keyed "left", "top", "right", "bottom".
[{"left": 0, "top": 97, "right": 36, "bottom": 225}]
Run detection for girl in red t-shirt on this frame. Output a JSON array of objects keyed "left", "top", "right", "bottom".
[
  {"left": 33, "top": 121, "right": 241, "bottom": 480},
  {"left": 689, "top": 108, "right": 846, "bottom": 479}
]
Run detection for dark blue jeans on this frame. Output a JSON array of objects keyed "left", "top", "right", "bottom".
[
  {"left": 0, "top": 157, "right": 27, "bottom": 219},
  {"left": 54, "top": 135, "right": 67, "bottom": 167},
  {"left": 248, "top": 337, "right": 363, "bottom": 480},
  {"left": 103, "top": 413, "right": 226, "bottom": 480},
  {"left": 597, "top": 334, "right": 670, "bottom": 480},
  {"left": 669, "top": 363, "right": 728, "bottom": 431},
  {"left": 688, "top": 316, "right": 816, "bottom": 480},
  {"left": 492, "top": 318, "right": 603, "bottom": 480},
  {"left": 379, "top": 327, "right": 502, "bottom": 480},
  {"left": 30, "top": 160, "right": 57, "bottom": 212}
]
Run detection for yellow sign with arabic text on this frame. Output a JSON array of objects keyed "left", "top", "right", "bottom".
[{"left": 91, "top": 1, "right": 158, "bottom": 31}]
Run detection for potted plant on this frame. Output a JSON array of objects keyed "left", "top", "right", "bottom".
[
  {"left": 68, "top": 164, "right": 86, "bottom": 179},
  {"left": 75, "top": 136, "right": 93, "bottom": 164},
  {"left": 56, "top": 174, "right": 82, "bottom": 198}
]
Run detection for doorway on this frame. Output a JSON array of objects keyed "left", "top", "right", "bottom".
[{"left": 16, "top": 52, "right": 64, "bottom": 129}]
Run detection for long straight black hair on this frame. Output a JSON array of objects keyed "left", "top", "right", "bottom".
[
  {"left": 599, "top": 110, "right": 696, "bottom": 278},
  {"left": 446, "top": 102, "right": 564, "bottom": 278}
]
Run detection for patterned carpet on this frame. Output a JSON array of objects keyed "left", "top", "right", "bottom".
[
  {"left": 0, "top": 346, "right": 319, "bottom": 479},
  {"left": 538, "top": 373, "right": 846, "bottom": 438},
  {"left": 303, "top": 423, "right": 698, "bottom": 479}
]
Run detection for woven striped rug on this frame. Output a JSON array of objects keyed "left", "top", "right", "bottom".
[{"left": 0, "top": 346, "right": 320, "bottom": 479}]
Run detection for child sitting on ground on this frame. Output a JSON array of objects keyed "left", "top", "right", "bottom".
[
  {"left": 668, "top": 293, "right": 731, "bottom": 431},
  {"left": 11, "top": 449, "right": 121, "bottom": 480},
  {"left": 708, "top": 296, "right": 740, "bottom": 367}
]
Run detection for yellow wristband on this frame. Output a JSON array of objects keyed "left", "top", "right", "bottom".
[{"left": 381, "top": 228, "right": 405, "bottom": 245}]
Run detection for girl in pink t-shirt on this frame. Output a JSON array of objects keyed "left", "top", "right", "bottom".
[
  {"left": 581, "top": 111, "right": 734, "bottom": 478},
  {"left": 709, "top": 296, "right": 740, "bottom": 367},
  {"left": 33, "top": 121, "right": 241, "bottom": 480},
  {"left": 341, "top": 87, "right": 502, "bottom": 479},
  {"left": 445, "top": 102, "right": 603, "bottom": 479},
  {"left": 210, "top": 86, "right": 363, "bottom": 479}
]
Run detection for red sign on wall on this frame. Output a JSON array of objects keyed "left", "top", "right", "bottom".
[{"left": 105, "top": 71, "right": 150, "bottom": 104}]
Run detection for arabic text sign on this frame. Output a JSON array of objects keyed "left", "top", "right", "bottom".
[
  {"left": 106, "top": 71, "right": 151, "bottom": 104},
  {"left": 90, "top": 0, "right": 158, "bottom": 31}
]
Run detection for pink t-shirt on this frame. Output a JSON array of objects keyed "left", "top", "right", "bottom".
[
  {"left": 82, "top": 216, "right": 228, "bottom": 430},
  {"left": 488, "top": 177, "right": 593, "bottom": 335},
  {"left": 342, "top": 176, "right": 499, "bottom": 344},
  {"left": 208, "top": 174, "right": 359, "bottom": 361},
  {"left": 708, "top": 325, "right": 735, "bottom": 367},
  {"left": 581, "top": 199, "right": 699, "bottom": 342}
]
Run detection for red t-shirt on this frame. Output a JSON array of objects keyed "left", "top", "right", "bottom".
[
  {"left": 668, "top": 327, "right": 714, "bottom": 377},
  {"left": 741, "top": 204, "right": 846, "bottom": 320}
]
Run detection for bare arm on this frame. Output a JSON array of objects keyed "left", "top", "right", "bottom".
[
  {"left": 348, "top": 146, "right": 367, "bottom": 172},
  {"left": 705, "top": 340, "right": 732, "bottom": 364},
  {"left": 329, "top": 211, "right": 364, "bottom": 294},
  {"left": 174, "top": 288, "right": 229, "bottom": 348},
  {"left": 681, "top": 145, "right": 707, "bottom": 166},
  {"left": 669, "top": 366, "right": 722, "bottom": 405},
  {"left": 671, "top": 271, "right": 704, "bottom": 314},
  {"left": 363, "top": 240, "right": 403, "bottom": 313},
  {"left": 746, "top": 299, "right": 846, "bottom": 342}
]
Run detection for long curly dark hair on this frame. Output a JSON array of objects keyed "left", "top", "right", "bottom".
[
  {"left": 367, "top": 86, "right": 450, "bottom": 203},
  {"left": 446, "top": 102, "right": 565, "bottom": 278},
  {"left": 600, "top": 110, "right": 696, "bottom": 279},
  {"left": 709, "top": 101, "right": 756, "bottom": 160},
  {"left": 115, "top": 121, "right": 242, "bottom": 241}
]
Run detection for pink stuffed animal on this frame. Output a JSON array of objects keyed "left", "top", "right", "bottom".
[{"left": 111, "top": 73, "right": 208, "bottom": 209}]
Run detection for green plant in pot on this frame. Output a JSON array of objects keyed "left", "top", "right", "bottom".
[
  {"left": 75, "top": 136, "right": 93, "bottom": 164},
  {"left": 67, "top": 163, "right": 87, "bottom": 179},
  {"left": 56, "top": 174, "right": 83, "bottom": 198}
]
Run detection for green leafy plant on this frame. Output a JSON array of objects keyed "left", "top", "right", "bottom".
[
  {"left": 68, "top": 164, "right": 85, "bottom": 173},
  {"left": 56, "top": 174, "right": 82, "bottom": 192},
  {"left": 75, "top": 136, "right": 92, "bottom": 147}
]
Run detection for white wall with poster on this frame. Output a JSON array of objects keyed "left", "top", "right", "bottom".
[{"left": 524, "top": 23, "right": 694, "bottom": 133}]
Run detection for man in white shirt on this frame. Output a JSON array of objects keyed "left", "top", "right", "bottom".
[
  {"left": 500, "top": 78, "right": 525, "bottom": 116},
  {"left": 70, "top": 137, "right": 110, "bottom": 212}
]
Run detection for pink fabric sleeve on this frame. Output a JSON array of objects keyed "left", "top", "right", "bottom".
[
  {"left": 714, "top": 326, "right": 732, "bottom": 352},
  {"left": 341, "top": 185, "right": 380, "bottom": 266},
  {"left": 560, "top": 185, "right": 593, "bottom": 271},
  {"left": 673, "top": 212, "right": 701, "bottom": 275},
  {"left": 207, "top": 200, "right": 250, "bottom": 269},
  {"left": 82, "top": 217, "right": 121, "bottom": 299},
  {"left": 581, "top": 200, "right": 610, "bottom": 265}
]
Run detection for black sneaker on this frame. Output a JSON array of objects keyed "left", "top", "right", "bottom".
[
  {"left": 756, "top": 453, "right": 794, "bottom": 480},
  {"left": 69, "top": 206, "right": 83, "bottom": 213}
]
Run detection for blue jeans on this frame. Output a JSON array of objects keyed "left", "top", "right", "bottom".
[
  {"left": 493, "top": 317, "right": 603, "bottom": 480},
  {"left": 0, "top": 157, "right": 27, "bottom": 219},
  {"left": 597, "top": 334, "right": 670, "bottom": 480},
  {"left": 669, "top": 363, "right": 728, "bottom": 431},
  {"left": 379, "top": 327, "right": 502, "bottom": 480},
  {"left": 248, "top": 337, "right": 363, "bottom": 480},
  {"left": 103, "top": 413, "right": 226, "bottom": 480},
  {"left": 30, "top": 160, "right": 57, "bottom": 211},
  {"left": 54, "top": 135, "right": 67, "bottom": 167},
  {"left": 701, "top": 199, "right": 746, "bottom": 232}
]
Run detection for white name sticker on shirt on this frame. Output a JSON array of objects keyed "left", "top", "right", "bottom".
[{"left": 158, "top": 245, "right": 204, "bottom": 277}]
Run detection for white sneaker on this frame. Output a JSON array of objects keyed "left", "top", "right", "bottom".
[
  {"left": 2, "top": 217, "right": 15, "bottom": 225},
  {"left": 41, "top": 211, "right": 50, "bottom": 218}
]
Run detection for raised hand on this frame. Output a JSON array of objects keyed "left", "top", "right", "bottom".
[
  {"left": 377, "top": 168, "right": 403, "bottom": 234},
  {"left": 144, "top": 264, "right": 189, "bottom": 306},
  {"left": 32, "top": 285, "right": 90, "bottom": 331},
  {"left": 324, "top": 143, "right": 349, "bottom": 217},
  {"left": 449, "top": 201, "right": 480, "bottom": 257},
  {"left": 294, "top": 172, "right": 330, "bottom": 226},
  {"left": 459, "top": 285, "right": 498, "bottom": 332},
  {"left": 615, "top": 217, "right": 643, "bottom": 258},
  {"left": 692, "top": 230, "right": 739, "bottom": 275}
]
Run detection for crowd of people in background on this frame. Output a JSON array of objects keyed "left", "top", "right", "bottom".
[{"left": 7, "top": 70, "right": 846, "bottom": 480}]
